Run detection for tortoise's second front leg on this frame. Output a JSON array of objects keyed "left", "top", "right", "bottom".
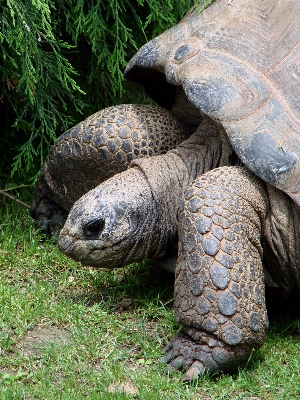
[{"left": 162, "top": 166, "right": 269, "bottom": 379}]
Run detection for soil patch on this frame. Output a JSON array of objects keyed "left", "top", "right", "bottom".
[{"left": 16, "top": 326, "right": 73, "bottom": 356}]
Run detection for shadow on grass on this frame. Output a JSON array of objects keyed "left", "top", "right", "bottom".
[
  {"left": 64, "top": 258, "right": 300, "bottom": 381},
  {"left": 68, "top": 261, "right": 175, "bottom": 312}
]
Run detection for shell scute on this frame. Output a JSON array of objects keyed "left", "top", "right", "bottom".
[{"left": 125, "top": 0, "right": 300, "bottom": 203}]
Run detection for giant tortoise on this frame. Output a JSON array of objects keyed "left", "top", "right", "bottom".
[{"left": 32, "top": 0, "right": 300, "bottom": 379}]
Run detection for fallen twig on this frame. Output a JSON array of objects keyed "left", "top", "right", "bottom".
[
  {"left": 1, "top": 184, "right": 30, "bottom": 192},
  {"left": 0, "top": 189, "right": 31, "bottom": 209}
]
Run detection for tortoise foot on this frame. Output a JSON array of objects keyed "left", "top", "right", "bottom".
[
  {"left": 32, "top": 197, "right": 68, "bottom": 237},
  {"left": 161, "top": 327, "right": 248, "bottom": 380}
]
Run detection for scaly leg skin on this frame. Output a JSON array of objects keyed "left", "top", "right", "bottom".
[{"left": 162, "top": 166, "right": 269, "bottom": 380}]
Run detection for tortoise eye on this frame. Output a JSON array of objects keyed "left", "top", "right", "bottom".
[
  {"left": 83, "top": 219, "right": 105, "bottom": 238},
  {"left": 172, "top": 39, "right": 200, "bottom": 65},
  {"left": 174, "top": 44, "right": 191, "bottom": 63}
]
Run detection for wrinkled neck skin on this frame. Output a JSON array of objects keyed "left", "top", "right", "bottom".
[
  {"left": 131, "top": 121, "right": 223, "bottom": 249},
  {"left": 59, "top": 121, "right": 223, "bottom": 269}
]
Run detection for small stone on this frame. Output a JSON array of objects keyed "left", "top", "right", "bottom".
[{"left": 108, "top": 382, "right": 139, "bottom": 396}]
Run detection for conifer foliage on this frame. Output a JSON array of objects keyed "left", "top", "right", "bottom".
[{"left": 0, "top": 0, "right": 210, "bottom": 181}]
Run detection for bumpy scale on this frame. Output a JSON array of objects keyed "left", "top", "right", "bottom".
[{"left": 165, "top": 167, "right": 269, "bottom": 379}]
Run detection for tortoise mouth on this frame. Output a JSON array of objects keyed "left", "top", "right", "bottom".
[
  {"left": 58, "top": 230, "right": 136, "bottom": 268},
  {"left": 80, "top": 241, "right": 134, "bottom": 269}
]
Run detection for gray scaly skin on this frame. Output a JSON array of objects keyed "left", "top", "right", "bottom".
[
  {"left": 58, "top": 118, "right": 232, "bottom": 268},
  {"left": 59, "top": 159, "right": 300, "bottom": 380},
  {"left": 164, "top": 167, "right": 269, "bottom": 378},
  {"left": 30, "top": 104, "right": 189, "bottom": 235},
  {"left": 164, "top": 166, "right": 300, "bottom": 379}
]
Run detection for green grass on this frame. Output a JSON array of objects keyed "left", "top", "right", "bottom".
[{"left": 0, "top": 201, "right": 300, "bottom": 399}]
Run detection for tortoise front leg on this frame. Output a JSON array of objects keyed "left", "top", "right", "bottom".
[{"left": 162, "top": 166, "right": 269, "bottom": 379}]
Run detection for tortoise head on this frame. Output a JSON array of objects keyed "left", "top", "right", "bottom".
[{"left": 58, "top": 168, "right": 155, "bottom": 268}]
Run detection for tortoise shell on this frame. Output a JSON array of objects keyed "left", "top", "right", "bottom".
[{"left": 125, "top": 0, "right": 300, "bottom": 205}]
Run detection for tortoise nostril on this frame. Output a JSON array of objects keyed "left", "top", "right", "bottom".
[{"left": 83, "top": 219, "right": 105, "bottom": 238}]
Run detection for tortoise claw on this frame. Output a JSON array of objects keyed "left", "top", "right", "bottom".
[
  {"left": 160, "top": 328, "right": 240, "bottom": 377},
  {"left": 169, "top": 355, "right": 184, "bottom": 371},
  {"left": 183, "top": 361, "right": 205, "bottom": 381}
]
